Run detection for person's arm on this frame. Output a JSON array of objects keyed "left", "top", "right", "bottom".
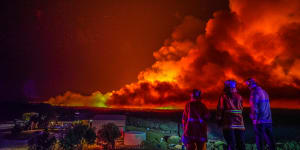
[
  {"left": 182, "top": 103, "right": 189, "bottom": 129},
  {"left": 216, "top": 95, "right": 224, "bottom": 126},
  {"left": 238, "top": 95, "right": 243, "bottom": 110},
  {"left": 250, "top": 90, "right": 259, "bottom": 123}
]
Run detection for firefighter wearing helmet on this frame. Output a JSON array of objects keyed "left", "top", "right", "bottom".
[
  {"left": 245, "top": 78, "right": 275, "bottom": 150},
  {"left": 216, "top": 80, "right": 246, "bottom": 150},
  {"left": 182, "top": 89, "right": 209, "bottom": 150}
]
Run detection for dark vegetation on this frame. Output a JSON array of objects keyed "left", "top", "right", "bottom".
[
  {"left": 28, "top": 129, "right": 57, "bottom": 150},
  {"left": 59, "top": 123, "right": 96, "bottom": 150},
  {"left": 97, "top": 123, "right": 121, "bottom": 150},
  {"left": 0, "top": 101, "right": 300, "bottom": 143}
]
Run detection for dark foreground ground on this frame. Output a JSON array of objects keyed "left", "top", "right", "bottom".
[{"left": 0, "top": 102, "right": 300, "bottom": 143}]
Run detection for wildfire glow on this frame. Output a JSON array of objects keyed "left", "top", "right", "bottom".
[
  {"left": 47, "top": 0, "right": 300, "bottom": 110},
  {"left": 47, "top": 91, "right": 111, "bottom": 107}
]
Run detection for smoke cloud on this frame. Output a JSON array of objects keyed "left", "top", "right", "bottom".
[
  {"left": 47, "top": 91, "right": 110, "bottom": 107},
  {"left": 48, "top": 0, "right": 300, "bottom": 109}
]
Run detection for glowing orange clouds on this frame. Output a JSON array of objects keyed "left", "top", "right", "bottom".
[{"left": 48, "top": 0, "right": 300, "bottom": 109}]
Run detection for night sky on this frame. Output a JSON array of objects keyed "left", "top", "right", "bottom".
[{"left": 0, "top": 0, "right": 228, "bottom": 101}]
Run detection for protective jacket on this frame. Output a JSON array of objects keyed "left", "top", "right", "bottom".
[
  {"left": 249, "top": 86, "right": 272, "bottom": 124},
  {"left": 182, "top": 100, "right": 209, "bottom": 144},
  {"left": 216, "top": 93, "right": 245, "bottom": 130}
]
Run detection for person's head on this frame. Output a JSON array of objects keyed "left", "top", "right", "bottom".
[
  {"left": 191, "top": 89, "right": 201, "bottom": 100},
  {"left": 224, "top": 80, "right": 237, "bottom": 94},
  {"left": 245, "top": 78, "right": 257, "bottom": 90}
]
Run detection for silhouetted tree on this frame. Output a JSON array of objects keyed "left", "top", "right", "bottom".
[
  {"left": 59, "top": 123, "right": 96, "bottom": 150},
  {"left": 22, "top": 112, "right": 39, "bottom": 130},
  {"left": 38, "top": 114, "right": 50, "bottom": 129},
  {"left": 28, "top": 129, "right": 56, "bottom": 150},
  {"left": 97, "top": 123, "right": 121, "bottom": 150}
]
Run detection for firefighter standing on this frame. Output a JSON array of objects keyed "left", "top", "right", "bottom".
[
  {"left": 245, "top": 78, "right": 275, "bottom": 150},
  {"left": 216, "top": 80, "right": 246, "bottom": 150},
  {"left": 182, "top": 89, "right": 209, "bottom": 150}
]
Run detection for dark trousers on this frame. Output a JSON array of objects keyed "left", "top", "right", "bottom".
[
  {"left": 253, "top": 123, "right": 276, "bottom": 150},
  {"left": 223, "top": 129, "right": 246, "bottom": 150},
  {"left": 186, "top": 141, "right": 205, "bottom": 150}
]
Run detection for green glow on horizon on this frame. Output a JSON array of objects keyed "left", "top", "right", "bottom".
[
  {"left": 93, "top": 92, "right": 111, "bottom": 107},
  {"left": 156, "top": 106, "right": 178, "bottom": 110}
]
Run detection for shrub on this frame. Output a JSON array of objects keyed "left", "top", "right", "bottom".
[
  {"left": 146, "top": 131, "right": 164, "bottom": 143},
  {"left": 97, "top": 123, "right": 121, "bottom": 150},
  {"left": 28, "top": 130, "right": 56, "bottom": 150},
  {"left": 167, "top": 136, "right": 181, "bottom": 145},
  {"left": 59, "top": 123, "right": 96, "bottom": 150}
]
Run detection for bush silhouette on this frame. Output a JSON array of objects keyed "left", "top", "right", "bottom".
[
  {"left": 59, "top": 123, "right": 96, "bottom": 150},
  {"left": 97, "top": 123, "right": 121, "bottom": 150}
]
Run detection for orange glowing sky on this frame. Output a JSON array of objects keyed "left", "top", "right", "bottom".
[
  {"left": 0, "top": 0, "right": 228, "bottom": 98},
  {"left": 1, "top": 0, "right": 300, "bottom": 109}
]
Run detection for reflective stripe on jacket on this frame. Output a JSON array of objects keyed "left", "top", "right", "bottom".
[
  {"left": 216, "top": 93, "right": 245, "bottom": 130},
  {"left": 250, "top": 86, "right": 272, "bottom": 124},
  {"left": 182, "top": 100, "right": 209, "bottom": 143}
]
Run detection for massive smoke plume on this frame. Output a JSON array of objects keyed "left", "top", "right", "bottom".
[{"left": 48, "top": 0, "right": 300, "bottom": 109}]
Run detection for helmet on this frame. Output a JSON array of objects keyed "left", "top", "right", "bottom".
[
  {"left": 192, "top": 89, "right": 201, "bottom": 99},
  {"left": 245, "top": 78, "right": 256, "bottom": 86},
  {"left": 224, "top": 80, "right": 237, "bottom": 88}
]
